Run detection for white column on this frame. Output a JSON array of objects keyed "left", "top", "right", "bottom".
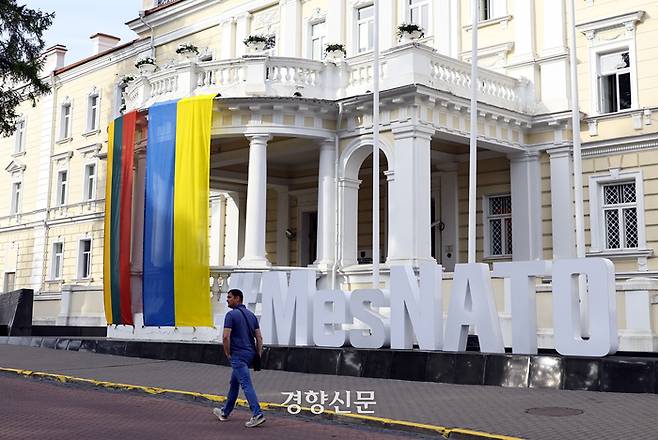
[
  {"left": 538, "top": 0, "right": 568, "bottom": 111},
  {"left": 509, "top": 152, "right": 543, "bottom": 261},
  {"left": 512, "top": 0, "right": 535, "bottom": 62},
  {"left": 326, "top": 0, "right": 346, "bottom": 44},
  {"left": 130, "top": 151, "right": 146, "bottom": 314},
  {"left": 339, "top": 177, "right": 361, "bottom": 267},
  {"left": 239, "top": 135, "right": 271, "bottom": 268},
  {"left": 387, "top": 124, "right": 435, "bottom": 266},
  {"left": 236, "top": 192, "right": 246, "bottom": 261},
  {"left": 224, "top": 192, "right": 241, "bottom": 266},
  {"left": 379, "top": 0, "right": 396, "bottom": 51},
  {"left": 209, "top": 194, "right": 225, "bottom": 267},
  {"left": 440, "top": 169, "right": 459, "bottom": 271},
  {"left": 279, "top": 0, "right": 302, "bottom": 57},
  {"left": 276, "top": 187, "right": 290, "bottom": 266},
  {"left": 235, "top": 13, "right": 252, "bottom": 57},
  {"left": 220, "top": 18, "right": 236, "bottom": 59},
  {"left": 315, "top": 139, "right": 336, "bottom": 269},
  {"left": 548, "top": 147, "right": 576, "bottom": 259}
]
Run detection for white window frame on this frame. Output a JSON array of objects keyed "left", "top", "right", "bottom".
[
  {"left": 579, "top": 13, "right": 642, "bottom": 116},
  {"left": 51, "top": 241, "right": 64, "bottom": 280},
  {"left": 83, "top": 162, "right": 97, "bottom": 201},
  {"left": 14, "top": 118, "right": 26, "bottom": 154},
  {"left": 309, "top": 20, "right": 327, "bottom": 60},
  {"left": 86, "top": 89, "right": 101, "bottom": 133},
  {"left": 60, "top": 100, "right": 72, "bottom": 140},
  {"left": 483, "top": 194, "right": 512, "bottom": 258},
  {"left": 56, "top": 169, "right": 69, "bottom": 207},
  {"left": 77, "top": 238, "right": 92, "bottom": 280},
  {"left": 10, "top": 179, "right": 21, "bottom": 215},
  {"left": 354, "top": 2, "right": 374, "bottom": 54},
  {"left": 406, "top": 0, "right": 431, "bottom": 35},
  {"left": 588, "top": 170, "right": 646, "bottom": 253}
]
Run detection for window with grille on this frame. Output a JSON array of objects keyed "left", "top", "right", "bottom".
[
  {"left": 311, "top": 21, "right": 326, "bottom": 60},
  {"left": 52, "top": 242, "right": 63, "bottom": 280},
  {"left": 602, "top": 182, "right": 638, "bottom": 249},
  {"left": 486, "top": 195, "right": 512, "bottom": 256},
  {"left": 409, "top": 0, "right": 430, "bottom": 32},
  {"left": 357, "top": 4, "right": 374, "bottom": 53},
  {"left": 599, "top": 51, "right": 632, "bottom": 114},
  {"left": 78, "top": 239, "right": 92, "bottom": 279}
]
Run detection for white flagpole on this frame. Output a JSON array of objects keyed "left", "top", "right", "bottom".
[
  {"left": 372, "top": 0, "right": 381, "bottom": 288},
  {"left": 467, "top": 0, "right": 479, "bottom": 264},
  {"left": 568, "top": 0, "right": 588, "bottom": 336},
  {"left": 569, "top": 0, "right": 585, "bottom": 259}
]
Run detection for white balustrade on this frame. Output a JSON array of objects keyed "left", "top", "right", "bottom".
[{"left": 126, "top": 43, "right": 531, "bottom": 114}]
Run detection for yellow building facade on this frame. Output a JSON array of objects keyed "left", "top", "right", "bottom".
[{"left": 1, "top": 0, "right": 657, "bottom": 351}]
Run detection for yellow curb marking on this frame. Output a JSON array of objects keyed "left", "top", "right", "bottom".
[{"left": 0, "top": 366, "right": 521, "bottom": 440}]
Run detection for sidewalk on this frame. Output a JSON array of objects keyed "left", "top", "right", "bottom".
[{"left": 1, "top": 344, "right": 657, "bottom": 439}]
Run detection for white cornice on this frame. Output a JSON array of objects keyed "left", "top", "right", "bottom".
[
  {"left": 77, "top": 143, "right": 102, "bottom": 157},
  {"left": 51, "top": 151, "right": 74, "bottom": 163},
  {"left": 576, "top": 10, "right": 645, "bottom": 35},
  {"left": 4, "top": 160, "right": 26, "bottom": 174}
]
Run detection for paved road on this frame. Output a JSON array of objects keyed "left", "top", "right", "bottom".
[
  {"left": 2, "top": 344, "right": 658, "bottom": 439},
  {"left": 0, "top": 375, "right": 430, "bottom": 440}
]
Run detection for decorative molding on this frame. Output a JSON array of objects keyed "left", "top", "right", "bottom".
[
  {"left": 576, "top": 10, "right": 645, "bottom": 40},
  {"left": 463, "top": 15, "right": 513, "bottom": 32},
  {"left": 4, "top": 160, "right": 26, "bottom": 174},
  {"left": 51, "top": 151, "right": 74, "bottom": 165},
  {"left": 77, "top": 143, "right": 102, "bottom": 158}
]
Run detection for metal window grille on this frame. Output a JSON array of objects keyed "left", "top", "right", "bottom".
[
  {"left": 487, "top": 195, "right": 512, "bottom": 256},
  {"left": 602, "top": 182, "right": 638, "bottom": 249}
]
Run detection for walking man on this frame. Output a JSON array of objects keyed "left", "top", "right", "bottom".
[{"left": 213, "top": 288, "right": 265, "bottom": 427}]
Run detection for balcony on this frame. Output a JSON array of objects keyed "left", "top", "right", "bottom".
[{"left": 125, "top": 42, "right": 533, "bottom": 114}]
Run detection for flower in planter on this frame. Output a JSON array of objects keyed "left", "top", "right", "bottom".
[
  {"left": 175, "top": 42, "right": 199, "bottom": 55},
  {"left": 325, "top": 43, "right": 346, "bottom": 54},
  {"left": 119, "top": 75, "right": 135, "bottom": 86},
  {"left": 396, "top": 23, "right": 425, "bottom": 39},
  {"left": 243, "top": 34, "right": 276, "bottom": 49},
  {"left": 135, "top": 56, "right": 156, "bottom": 68}
]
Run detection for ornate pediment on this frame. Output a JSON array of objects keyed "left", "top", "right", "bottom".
[{"left": 4, "top": 160, "right": 26, "bottom": 174}]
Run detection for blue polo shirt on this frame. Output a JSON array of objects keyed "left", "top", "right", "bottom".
[{"left": 223, "top": 304, "right": 259, "bottom": 356}]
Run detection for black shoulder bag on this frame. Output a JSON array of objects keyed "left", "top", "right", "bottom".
[{"left": 236, "top": 307, "right": 262, "bottom": 371}]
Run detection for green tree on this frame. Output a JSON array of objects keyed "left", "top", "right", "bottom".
[{"left": 0, "top": 0, "right": 54, "bottom": 137}]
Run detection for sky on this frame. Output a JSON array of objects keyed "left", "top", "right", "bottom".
[{"left": 21, "top": 0, "right": 143, "bottom": 65}]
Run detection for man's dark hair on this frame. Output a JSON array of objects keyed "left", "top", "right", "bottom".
[{"left": 227, "top": 288, "right": 244, "bottom": 302}]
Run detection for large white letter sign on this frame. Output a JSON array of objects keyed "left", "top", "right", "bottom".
[
  {"left": 552, "top": 258, "right": 618, "bottom": 356},
  {"left": 228, "top": 272, "right": 261, "bottom": 311},
  {"left": 260, "top": 270, "right": 314, "bottom": 346},
  {"left": 349, "top": 289, "right": 390, "bottom": 349},
  {"left": 313, "top": 289, "right": 350, "bottom": 347},
  {"left": 390, "top": 263, "right": 443, "bottom": 350},
  {"left": 493, "top": 261, "right": 551, "bottom": 355},
  {"left": 444, "top": 263, "right": 505, "bottom": 353}
]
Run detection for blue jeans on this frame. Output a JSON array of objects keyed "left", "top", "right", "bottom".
[{"left": 222, "top": 352, "right": 262, "bottom": 417}]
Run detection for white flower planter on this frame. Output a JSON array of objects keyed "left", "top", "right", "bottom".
[
  {"left": 246, "top": 41, "right": 267, "bottom": 53},
  {"left": 180, "top": 51, "right": 198, "bottom": 61},
  {"left": 326, "top": 49, "right": 346, "bottom": 63},
  {"left": 399, "top": 30, "right": 423, "bottom": 44},
  {"left": 137, "top": 63, "right": 156, "bottom": 74}
]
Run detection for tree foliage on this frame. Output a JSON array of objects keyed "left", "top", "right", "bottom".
[{"left": 0, "top": 0, "right": 54, "bottom": 137}]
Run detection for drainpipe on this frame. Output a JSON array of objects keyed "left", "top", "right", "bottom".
[
  {"left": 139, "top": 10, "right": 156, "bottom": 58},
  {"left": 330, "top": 102, "right": 344, "bottom": 290},
  {"left": 39, "top": 72, "right": 58, "bottom": 292}
]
